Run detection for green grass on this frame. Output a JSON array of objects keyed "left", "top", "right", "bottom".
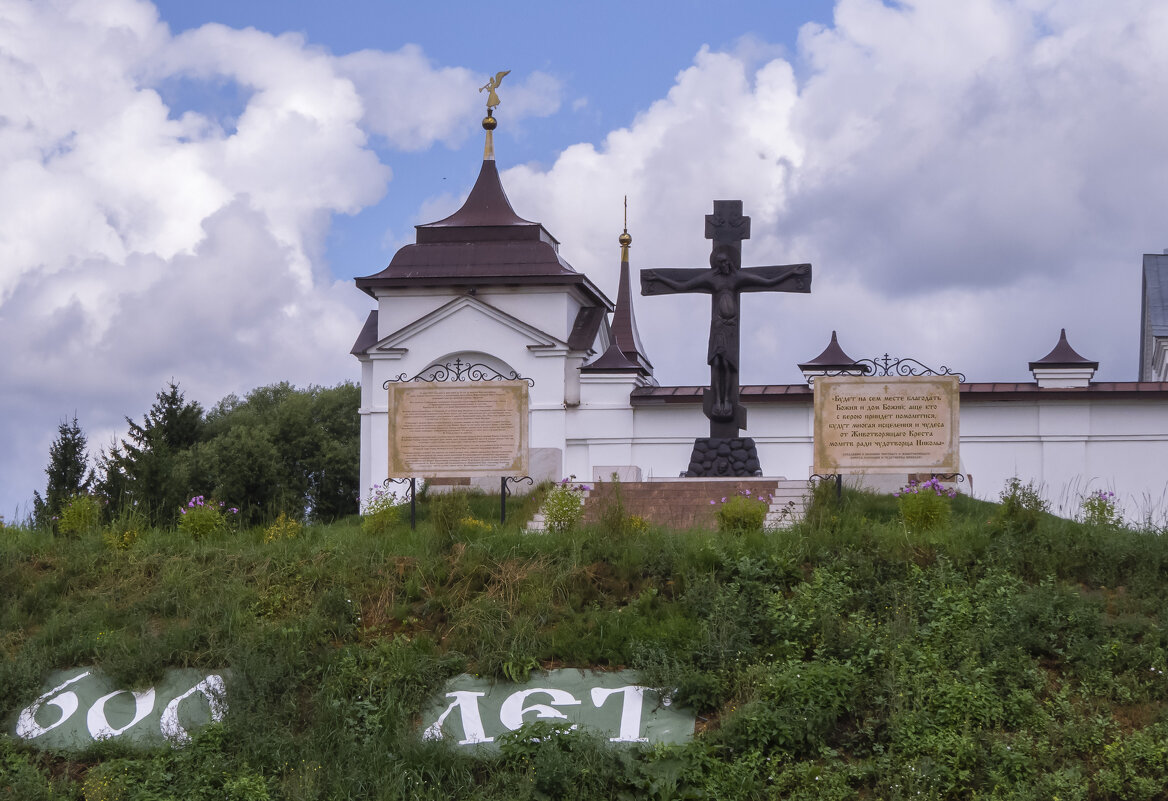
[{"left": 4, "top": 484, "right": 1168, "bottom": 799}]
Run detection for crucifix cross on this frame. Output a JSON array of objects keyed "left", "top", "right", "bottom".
[{"left": 641, "top": 200, "right": 812, "bottom": 438}]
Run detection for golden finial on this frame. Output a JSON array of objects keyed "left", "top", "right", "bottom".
[
  {"left": 479, "top": 70, "right": 509, "bottom": 161},
  {"left": 619, "top": 195, "right": 632, "bottom": 259}
]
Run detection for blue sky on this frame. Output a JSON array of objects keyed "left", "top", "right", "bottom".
[
  {"left": 153, "top": 0, "right": 837, "bottom": 283},
  {"left": 4, "top": 0, "right": 1168, "bottom": 517}
]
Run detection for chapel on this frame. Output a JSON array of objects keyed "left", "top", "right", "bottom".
[{"left": 353, "top": 97, "right": 1168, "bottom": 523}]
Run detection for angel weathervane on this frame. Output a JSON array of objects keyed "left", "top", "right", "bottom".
[{"left": 479, "top": 70, "right": 510, "bottom": 112}]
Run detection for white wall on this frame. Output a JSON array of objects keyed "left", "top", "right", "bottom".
[{"left": 564, "top": 393, "right": 1168, "bottom": 525}]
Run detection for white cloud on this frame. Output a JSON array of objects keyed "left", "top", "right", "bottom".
[
  {"left": 0, "top": 0, "right": 547, "bottom": 516},
  {"left": 490, "top": 0, "right": 1168, "bottom": 396}
]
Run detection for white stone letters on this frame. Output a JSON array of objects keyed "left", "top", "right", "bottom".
[
  {"left": 423, "top": 691, "right": 494, "bottom": 745},
  {"left": 13, "top": 670, "right": 226, "bottom": 749},
  {"left": 591, "top": 685, "right": 649, "bottom": 742},
  {"left": 87, "top": 688, "right": 156, "bottom": 739},
  {"left": 16, "top": 670, "right": 92, "bottom": 739},
  {"left": 160, "top": 675, "right": 227, "bottom": 744},
  {"left": 422, "top": 680, "right": 668, "bottom": 746},
  {"left": 498, "top": 688, "right": 581, "bottom": 731}
]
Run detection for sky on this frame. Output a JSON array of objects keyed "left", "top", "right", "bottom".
[{"left": 3, "top": 0, "right": 1168, "bottom": 519}]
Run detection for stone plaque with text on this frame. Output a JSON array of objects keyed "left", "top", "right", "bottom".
[
  {"left": 388, "top": 381, "right": 529, "bottom": 477},
  {"left": 814, "top": 376, "right": 959, "bottom": 474}
]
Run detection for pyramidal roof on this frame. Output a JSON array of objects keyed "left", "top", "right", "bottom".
[
  {"left": 797, "top": 330, "right": 870, "bottom": 372},
  {"left": 584, "top": 228, "right": 654, "bottom": 376},
  {"left": 1028, "top": 328, "right": 1099, "bottom": 369},
  {"left": 356, "top": 114, "right": 611, "bottom": 311}
]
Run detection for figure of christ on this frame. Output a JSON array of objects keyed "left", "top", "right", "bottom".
[{"left": 642, "top": 241, "right": 810, "bottom": 436}]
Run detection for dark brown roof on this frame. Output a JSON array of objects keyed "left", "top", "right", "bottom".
[
  {"left": 630, "top": 381, "right": 1168, "bottom": 405},
  {"left": 355, "top": 159, "right": 612, "bottom": 310},
  {"left": 567, "top": 306, "right": 606, "bottom": 352},
  {"left": 591, "top": 244, "right": 653, "bottom": 375},
  {"left": 417, "top": 159, "right": 535, "bottom": 232},
  {"left": 582, "top": 340, "right": 645, "bottom": 373},
  {"left": 797, "top": 330, "right": 870, "bottom": 372},
  {"left": 1029, "top": 328, "right": 1099, "bottom": 369},
  {"left": 350, "top": 310, "right": 378, "bottom": 355}
]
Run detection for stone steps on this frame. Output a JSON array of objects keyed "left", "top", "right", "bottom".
[{"left": 527, "top": 478, "right": 810, "bottom": 533}]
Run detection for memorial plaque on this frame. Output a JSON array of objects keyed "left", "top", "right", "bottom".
[
  {"left": 814, "top": 376, "right": 959, "bottom": 474},
  {"left": 388, "top": 380, "right": 528, "bottom": 477}
]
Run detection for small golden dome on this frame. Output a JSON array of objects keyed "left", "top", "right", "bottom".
[
  {"left": 619, "top": 231, "right": 632, "bottom": 247},
  {"left": 482, "top": 114, "right": 497, "bottom": 131}
]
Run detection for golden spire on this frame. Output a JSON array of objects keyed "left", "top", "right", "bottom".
[
  {"left": 619, "top": 195, "right": 632, "bottom": 261},
  {"left": 479, "top": 70, "right": 509, "bottom": 161}
]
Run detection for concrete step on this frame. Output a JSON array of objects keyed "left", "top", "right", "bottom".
[{"left": 527, "top": 479, "right": 810, "bottom": 533}]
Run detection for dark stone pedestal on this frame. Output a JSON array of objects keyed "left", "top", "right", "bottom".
[{"left": 685, "top": 437, "right": 762, "bottom": 477}]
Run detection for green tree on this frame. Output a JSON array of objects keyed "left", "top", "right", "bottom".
[
  {"left": 103, "top": 382, "right": 205, "bottom": 526},
  {"left": 202, "top": 382, "right": 359, "bottom": 524},
  {"left": 32, "top": 415, "right": 93, "bottom": 529}
]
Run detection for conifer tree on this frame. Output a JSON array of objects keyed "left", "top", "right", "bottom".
[
  {"left": 103, "top": 382, "right": 205, "bottom": 525},
  {"left": 32, "top": 416, "right": 93, "bottom": 528}
]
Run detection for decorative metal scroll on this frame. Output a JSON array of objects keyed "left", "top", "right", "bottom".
[
  {"left": 500, "top": 476, "right": 535, "bottom": 524},
  {"left": 822, "top": 354, "right": 965, "bottom": 384},
  {"left": 808, "top": 473, "right": 844, "bottom": 500},
  {"left": 383, "top": 358, "right": 535, "bottom": 390}
]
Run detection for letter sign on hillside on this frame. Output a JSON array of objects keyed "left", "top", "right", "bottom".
[
  {"left": 8, "top": 668, "right": 228, "bottom": 751},
  {"left": 419, "top": 669, "right": 694, "bottom": 748}
]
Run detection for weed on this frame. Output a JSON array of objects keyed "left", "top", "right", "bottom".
[
  {"left": 57, "top": 493, "right": 102, "bottom": 536},
  {"left": 539, "top": 477, "right": 589, "bottom": 535},
  {"left": 1080, "top": 489, "right": 1123, "bottom": 528},
  {"left": 714, "top": 490, "right": 769, "bottom": 535},
  {"left": 361, "top": 482, "right": 401, "bottom": 536},
  {"left": 264, "top": 511, "right": 302, "bottom": 543},
  {"left": 992, "top": 476, "right": 1049, "bottom": 534},
  {"left": 895, "top": 476, "right": 954, "bottom": 531},
  {"left": 177, "top": 495, "right": 239, "bottom": 538}
]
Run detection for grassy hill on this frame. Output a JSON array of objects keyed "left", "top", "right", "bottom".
[{"left": 4, "top": 484, "right": 1168, "bottom": 800}]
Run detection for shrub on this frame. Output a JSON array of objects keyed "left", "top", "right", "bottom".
[
  {"left": 538, "top": 477, "right": 589, "bottom": 535},
  {"left": 361, "top": 483, "right": 401, "bottom": 536},
  {"left": 264, "top": 511, "right": 302, "bottom": 543},
  {"left": 895, "top": 477, "right": 954, "bottom": 531},
  {"left": 177, "top": 495, "right": 239, "bottom": 538},
  {"left": 714, "top": 489, "right": 769, "bottom": 534},
  {"left": 992, "top": 477, "right": 1048, "bottom": 533},
  {"left": 57, "top": 493, "right": 102, "bottom": 536},
  {"left": 1081, "top": 489, "right": 1123, "bottom": 528}
]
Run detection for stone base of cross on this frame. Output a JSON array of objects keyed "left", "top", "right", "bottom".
[{"left": 685, "top": 437, "right": 762, "bottom": 477}]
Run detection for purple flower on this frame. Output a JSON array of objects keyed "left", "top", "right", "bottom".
[
  {"left": 709, "top": 500, "right": 716, "bottom": 505},
  {"left": 744, "top": 489, "right": 751, "bottom": 496},
  {"left": 721, "top": 497, "right": 727, "bottom": 503}
]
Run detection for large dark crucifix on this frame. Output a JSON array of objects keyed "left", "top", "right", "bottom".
[{"left": 641, "top": 200, "right": 811, "bottom": 475}]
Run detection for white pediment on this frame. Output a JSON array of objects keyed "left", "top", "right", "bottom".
[{"left": 371, "top": 295, "right": 567, "bottom": 357}]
